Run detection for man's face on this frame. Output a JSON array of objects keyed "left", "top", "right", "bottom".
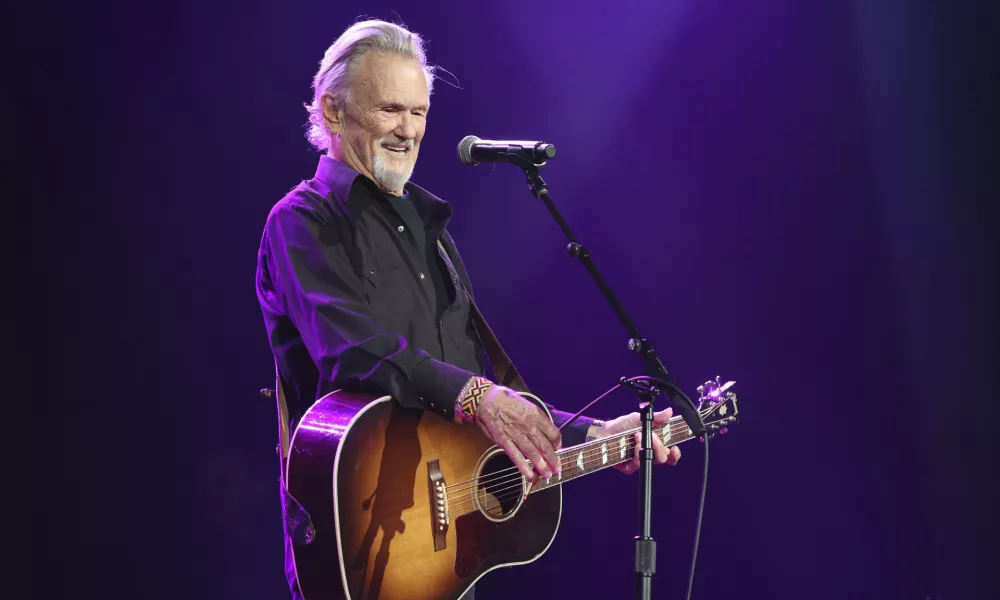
[{"left": 324, "top": 52, "right": 429, "bottom": 195}]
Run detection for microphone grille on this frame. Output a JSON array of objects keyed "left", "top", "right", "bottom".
[{"left": 457, "top": 135, "right": 480, "bottom": 165}]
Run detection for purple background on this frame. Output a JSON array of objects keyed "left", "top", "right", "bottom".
[{"left": 29, "top": 1, "right": 996, "bottom": 599}]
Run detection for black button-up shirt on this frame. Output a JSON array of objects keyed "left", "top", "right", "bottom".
[{"left": 256, "top": 155, "right": 593, "bottom": 443}]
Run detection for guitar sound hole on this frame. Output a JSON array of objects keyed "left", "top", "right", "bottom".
[{"left": 475, "top": 451, "right": 525, "bottom": 521}]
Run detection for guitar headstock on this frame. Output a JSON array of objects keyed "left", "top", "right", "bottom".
[{"left": 696, "top": 376, "right": 739, "bottom": 439}]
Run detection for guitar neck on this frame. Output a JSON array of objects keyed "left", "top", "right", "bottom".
[{"left": 529, "top": 416, "right": 696, "bottom": 494}]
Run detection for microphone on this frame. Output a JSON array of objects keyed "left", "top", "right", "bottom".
[{"left": 457, "top": 135, "right": 557, "bottom": 166}]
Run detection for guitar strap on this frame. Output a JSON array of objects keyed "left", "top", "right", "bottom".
[
  {"left": 269, "top": 366, "right": 316, "bottom": 546},
  {"left": 436, "top": 239, "right": 531, "bottom": 395},
  {"left": 273, "top": 365, "right": 291, "bottom": 459}
]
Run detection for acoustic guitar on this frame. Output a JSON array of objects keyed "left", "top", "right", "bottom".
[{"left": 284, "top": 377, "right": 738, "bottom": 599}]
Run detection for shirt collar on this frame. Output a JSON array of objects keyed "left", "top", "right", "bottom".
[{"left": 311, "top": 154, "right": 453, "bottom": 226}]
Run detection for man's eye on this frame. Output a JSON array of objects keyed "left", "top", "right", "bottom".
[{"left": 381, "top": 107, "right": 398, "bottom": 113}]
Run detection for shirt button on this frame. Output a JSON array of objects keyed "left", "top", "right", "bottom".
[
  {"left": 397, "top": 225, "right": 405, "bottom": 232},
  {"left": 419, "top": 273, "right": 425, "bottom": 280}
]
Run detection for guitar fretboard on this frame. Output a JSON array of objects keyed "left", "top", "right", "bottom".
[
  {"left": 529, "top": 416, "right": 695, "bottom": 493},
  {"left": 443, "top": 416, "right": 700, "bottom": 519}
]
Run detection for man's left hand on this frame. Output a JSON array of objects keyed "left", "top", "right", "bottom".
[{"left": 589, "top": 408, "right": 682, "bottom": 475}]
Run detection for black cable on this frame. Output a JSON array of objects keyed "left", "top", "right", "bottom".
[
  {"left": 556, "top": 375, "right": 708, "bottom": 600},
  {"left": 556, "top": 381, "right": 623, "bottom": 431},
  {"left": 687, "top": 417, "right": 708, "bottom": 600}
]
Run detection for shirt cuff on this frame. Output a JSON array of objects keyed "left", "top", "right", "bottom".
[{"left": 411, "top": 357, "right": 478, "bottom": 420}]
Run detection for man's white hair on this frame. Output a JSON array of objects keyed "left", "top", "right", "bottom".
[{"left": 304, "top": 19, "right": 435, "bottom": 152}]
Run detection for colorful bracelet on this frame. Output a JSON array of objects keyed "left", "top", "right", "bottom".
[{"left": 458, "top": 376, "right": 492, "bottom": 422}]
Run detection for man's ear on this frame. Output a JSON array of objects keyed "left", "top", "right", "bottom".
[{"left": 322, "top": 94, "right": 343, "bottom": 136}]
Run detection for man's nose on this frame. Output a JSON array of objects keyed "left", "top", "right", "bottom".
[{"left": 395, "top": 113, "right": 417, "bottom": 140}]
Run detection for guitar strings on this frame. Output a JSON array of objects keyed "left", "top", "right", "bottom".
[
  {"left": 443, "top": 434, "right": 693, "bottom": 514},
  {"left": 445, "top": 445, "right": 644, "bottom": 509},
  {"left": 446, "top": 439, "right": 679, "bottom": 515},
  {"left": 444, "top": 409, "right": 722, "bottom": 515},
  {"left": 441, "top": 419, "right": 701, "bottom": 514},
  {"left": 445, "top": 439, "right": 689, "bottom": 517},
  {"left": 444, "top": 420, "right": 692, "bottom": 497},
  {"left": 443, "top": 419, "right": 691, "bottom": 493},
  {"left": 445, "top": 425, "right": 691, "bottom": 507},
  {"left": 446, "top": 479, "right": 542, "bottom": 515},
  {"left": 443, "top": 425, "right": 691, "bottom": 504}
]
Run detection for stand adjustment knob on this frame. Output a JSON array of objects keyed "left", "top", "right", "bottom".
[
  {"left": 566, "top": 242, "right": 589, "bottom": 259},
  {"left": 628, "top": 338, "right": 654, "bottom": 356}
]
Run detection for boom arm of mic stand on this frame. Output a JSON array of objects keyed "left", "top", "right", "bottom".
[{"left": 508, "top": 155, "right": 705, "bottom": 436}]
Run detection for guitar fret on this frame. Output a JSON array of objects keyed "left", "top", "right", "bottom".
[{"left": 528, "top": 419, "right": 697, "bottom": 494}]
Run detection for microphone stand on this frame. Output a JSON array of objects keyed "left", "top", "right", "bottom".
[{"left": 503, "top": 153, "right": 706, "bottom": 600}]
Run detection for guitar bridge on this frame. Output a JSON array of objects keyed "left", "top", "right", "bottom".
[{"left": 427, "top": 458, "right": 450, "bottom": 551}]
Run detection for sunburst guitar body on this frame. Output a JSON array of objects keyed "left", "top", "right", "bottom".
[{"left": 284, "top": 379, "right": 738, "bottom": 600}]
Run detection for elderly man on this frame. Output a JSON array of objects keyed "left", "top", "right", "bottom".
[{"left": 256, "top": 19, "right": 681, "bottom": 600}]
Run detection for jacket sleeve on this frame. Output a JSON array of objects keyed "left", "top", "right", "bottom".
[
  {"left": 259, "top": 202, "right": 473, "bottom": 419},
  {"left": 548, "top": 408, "right": 597, "bottom": 448}
]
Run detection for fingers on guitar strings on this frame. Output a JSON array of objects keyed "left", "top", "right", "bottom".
[
  {"left": 528, "top": 429, "right": 560, "bottom": 474},
  {"left": 650, "top": 430, "right": 670, "bottom": 464},
  {"left": 501, "top": 440, "right": 536, "bottom": 482},
  {"left": 653, "top": 407, "right": 674, "bottom": 424},
  {"left": 667, "top": 445, "right": 681, "bottom": 465}
]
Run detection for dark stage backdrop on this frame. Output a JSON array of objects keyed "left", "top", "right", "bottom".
[{"left": 28, "top": 1, "right": 996, "bottom": 599}]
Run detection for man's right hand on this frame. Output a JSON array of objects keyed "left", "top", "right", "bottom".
[{"left": 473, "top": 386, "right": 562, "bottom": 483}]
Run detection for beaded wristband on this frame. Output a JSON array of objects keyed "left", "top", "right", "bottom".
[{"left": 458, "top": 376, "right": 493, "bottom": 422}]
